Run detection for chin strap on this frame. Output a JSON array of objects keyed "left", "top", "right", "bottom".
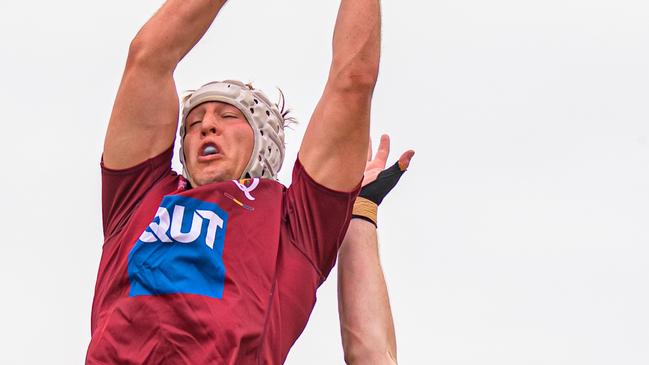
[{"left": 352, "top": 161, "right": 407, "bottom": 227}]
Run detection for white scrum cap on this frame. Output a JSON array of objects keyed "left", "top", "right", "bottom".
[{"left": 180, "top": 80, "right": 287, "bottom": 180}]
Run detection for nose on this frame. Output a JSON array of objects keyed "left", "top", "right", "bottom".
[{"left": 200, "top": 115, "right": 221, "bottom": 137}]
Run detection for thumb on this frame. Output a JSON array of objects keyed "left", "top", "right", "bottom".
[{"left": 397, "top": 150, "right": 415, "bottom": 171}]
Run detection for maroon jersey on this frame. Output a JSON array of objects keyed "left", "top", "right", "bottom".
[{"left": 87, "top": 146, "right": 358, "bottom": 364}]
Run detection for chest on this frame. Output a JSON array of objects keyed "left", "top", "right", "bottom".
[{"left": 118, "top": 178, "right": 285, "bottom": 300}]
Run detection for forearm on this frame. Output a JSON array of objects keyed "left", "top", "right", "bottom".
[
  {"left": 103, "top": 0, "right": 228, "bottom": 168},
  {"left": 329, "top": 0, "right": 381, "bottom": 88},
  {"left": 338, "top": 219, "right": 397, "bottom": 365},
  {"left": 129, "top": 0, "right": 228, "bottom": 71}
]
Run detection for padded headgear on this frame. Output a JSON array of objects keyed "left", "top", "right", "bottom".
[{"left": 180, "top": 80, "right": 286, "bottom": 180}]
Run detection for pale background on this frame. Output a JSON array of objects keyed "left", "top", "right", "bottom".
[{"left": 1, "top": 0, "right": 648, "bottom": 364}]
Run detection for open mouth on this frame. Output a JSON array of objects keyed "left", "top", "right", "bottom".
[
  {"left": 198, "top": 142, "right": 222, "bottom": 161},
  {"left": 202, "top": 144, "right": 219, "bottom": 156}
]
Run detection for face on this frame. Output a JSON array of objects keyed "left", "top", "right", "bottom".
[{"left": 183, "top": 101, "right": 254, "bottom": 186}]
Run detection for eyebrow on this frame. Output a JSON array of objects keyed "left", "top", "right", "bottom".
[
  {"left": 188, "top": 108, "right": 206, "bottom": 120},
  {"left": 221, "top": 105, "right": 241, "bottom": 114},
  {"left": 189, "top": 104, "right": 242, "bottom": 119}
]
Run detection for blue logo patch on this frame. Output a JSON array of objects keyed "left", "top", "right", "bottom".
[{"left": 128, "top": 196, "right": 228, "bottom": 299}]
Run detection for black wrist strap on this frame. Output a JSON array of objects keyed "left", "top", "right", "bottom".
[{"left": 351, "top": 214, "right": 378, "bottom": 227}]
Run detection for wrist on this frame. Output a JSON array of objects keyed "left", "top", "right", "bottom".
[{"left": 352, "top": 196, "right": 378, "bottom": 227}]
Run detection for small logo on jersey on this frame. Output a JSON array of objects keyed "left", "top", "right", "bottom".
[
  {"left": 233, "top": 178, "right": 260, "bottom": 201},
  {"left": 128, "top": 196, "right": 228, "bottom": 299},
  {"left": 224, "top": 192, "right": 255, "bottom": 211}
]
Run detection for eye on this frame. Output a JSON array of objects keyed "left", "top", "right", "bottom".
[
  {"left": 189, "top": 120, "right": 201, "bottom": 128},
  {"left": 222, "top": 113, "right": 238, "bottom": 119}
]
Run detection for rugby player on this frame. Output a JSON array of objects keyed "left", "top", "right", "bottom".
[{"left": 87, "top": 0, "right": 388, "bottom": 363}]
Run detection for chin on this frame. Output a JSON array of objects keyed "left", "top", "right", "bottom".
[
  {"left": 193, "top": 175, "right": 223, "bottom": 187},
  {"left": 190, "top": 168, "right": 235, "bottom": 187}
]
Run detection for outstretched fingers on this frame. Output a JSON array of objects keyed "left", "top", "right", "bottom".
[{"left": 373, "top": 134, "right": 391, "bottom": 169}]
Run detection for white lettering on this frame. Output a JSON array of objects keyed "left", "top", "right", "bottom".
[
  {"left": 139, "top": 207, "right": 173, "bottom": 243},
  {"left": 139, "top": 204, "right": 225, "bottom": 249},
  {"left": 196, "top": 210, "right": 224, "bottom": 249},
  {"left": 170, "top": 205, "right": 203, "bottom": 243},
  {"left": 139, "top": 230, "right": 157, "bottom": 243}
]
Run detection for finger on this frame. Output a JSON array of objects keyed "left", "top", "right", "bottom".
[
  {"left": 397, "top": 149, "right": 415, "bottom": 171},
  {"left": 374, "top": 134, "right": 390, "bottom": 168},
  {"left": 367, "top": 138, "right": 373, "bottom": 161}
]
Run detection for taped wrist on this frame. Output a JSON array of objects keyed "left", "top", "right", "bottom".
[
  {"left": 352, "top": 161, "right": 407, "bottom": 227},
  {"left": 352, "top": 197, "right": 378, "bottom": 226}
]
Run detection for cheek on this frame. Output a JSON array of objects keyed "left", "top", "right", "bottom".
[
  {"left": 245, "top": 128, "right": 254, "bottom": 151},
  {"left": 236, "top": 124, "right": 254, "bottom": 154},
  {"left": 183, "top": 134, "right": 198, "bottom": 160}
]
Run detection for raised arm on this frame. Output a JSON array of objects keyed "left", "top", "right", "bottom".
[
  {"left": 339, "top": 220, "right": 396, "bottom": 365},
  {"left": 103, "top": 0, "right": 229, "bottom": 169},
  {"left": 298, "top": 0, "right": 381, "bottom": 191},
  {"left": 338, "top": 135, "right": 414, "bottom": 364}
]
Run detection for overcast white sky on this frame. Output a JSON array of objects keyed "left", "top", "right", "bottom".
[{"left": 1, "top": 0, "right": 648, "bottom": 364}]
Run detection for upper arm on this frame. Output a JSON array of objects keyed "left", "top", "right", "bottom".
[
  {"left": 102, "top": 42, "right": 180, "bottom": 170},
  {"left": 297, "top": 77, "right": 373, "bottom": 192},
  {"left": 297, "top": 0, "right": 380, "bottom": 192},
  {"left": 103, "top": 0, "right": 234, "bottom": 169}
]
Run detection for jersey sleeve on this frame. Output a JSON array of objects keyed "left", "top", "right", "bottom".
[
  {"left": 284, "top": 158, "right": 361, "bottom": 281},
  {"left": 101, "top": 145, "right": 175, "bottom": 238}
]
